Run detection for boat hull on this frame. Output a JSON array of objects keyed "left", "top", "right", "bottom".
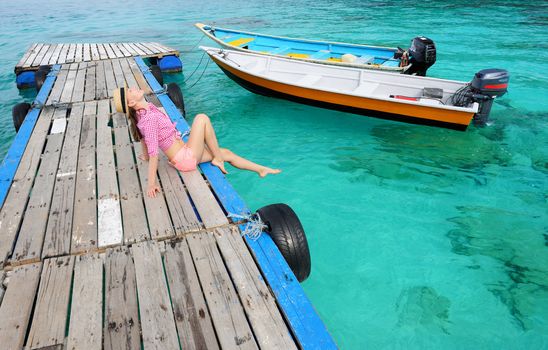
[{"left": 208, "top": 54, "right": 473, "bottom": 130}]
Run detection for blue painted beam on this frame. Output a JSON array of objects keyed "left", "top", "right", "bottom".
[
  {"left": 0, "top": 65, "right": 61, "bottom": 208},
  {"left": 135, "top": 57, "right": 337, "bottom": 349}
]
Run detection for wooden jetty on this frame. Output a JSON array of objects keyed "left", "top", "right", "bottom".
[
  {"left": 14, "top": 42, "right": 179, "bottom": 74},
  {"left": 0, "top": 51, "right": 337, "bottom": 349}
]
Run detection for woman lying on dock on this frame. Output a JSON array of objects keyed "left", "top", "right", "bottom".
[{"left": 113, "top": 86, "right": 280, "bottom": 198}]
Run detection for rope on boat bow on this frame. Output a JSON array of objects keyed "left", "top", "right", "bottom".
[{"left": 227, "top": 212, "right": 267, "bottom": 241}]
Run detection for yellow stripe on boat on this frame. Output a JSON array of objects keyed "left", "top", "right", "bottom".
[
  {"left": 228, "top": 37, "right": 254, "bottom": 47},
  {"left": 287, "top": 53, "right": 309, "bottom": 58},
  {"left": 327, "top": 57, "right": 342, "bottom": 62}
]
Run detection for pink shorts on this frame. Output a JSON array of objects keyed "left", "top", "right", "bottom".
[{"left": 169, "top": 146, "right": 197, "bottom": 172}]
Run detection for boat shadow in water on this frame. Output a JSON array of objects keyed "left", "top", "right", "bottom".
[{"left": 446, "top": 205, "right": 548, "bottom": 331}]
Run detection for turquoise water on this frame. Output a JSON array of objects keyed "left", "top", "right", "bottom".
[{"left": 1, "top": 1, "right": 547, "bottom": 348}]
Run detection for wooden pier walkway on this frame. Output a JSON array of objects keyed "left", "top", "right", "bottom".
[
  {"left": 0, "top": 55, "right": 327, "bottom": 349},
  {"left": 15, "top": 42, "right": 179, "bottom": 73}
]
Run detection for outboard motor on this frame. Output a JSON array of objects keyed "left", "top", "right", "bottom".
[
  {"left": 451, "top": 68, "right": 510, "bottom": 126},
  {"left": 396, "top": 36, "right": 436, "bottom": 76},
  {"left": 470, "top": 69, "right": 510, "bottom": 125}
]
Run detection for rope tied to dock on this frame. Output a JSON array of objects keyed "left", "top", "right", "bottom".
[{"left": 227, "top": 212, "right": 266, "bottom": 241}]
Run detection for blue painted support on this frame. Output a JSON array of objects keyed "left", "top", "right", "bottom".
[
  {"left": 0, "top": 65, "right": 61, "bottom": 208},
  {"left": 135, "top": 57, "right": 338, "bottom": 349}
]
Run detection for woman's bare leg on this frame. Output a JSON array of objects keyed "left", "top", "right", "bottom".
[
  {"left": 200, "top": 148, "right": 281, "bottom": 177},
  {"left": 187, "top": 114, "right": 226, "bottom": 173}
]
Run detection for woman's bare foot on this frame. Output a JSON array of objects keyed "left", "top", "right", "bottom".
[
  {"left": 258, "top": 167, "right": 281, "bottom": 178},
  {"left": 212, "top": 158, "right": 228, "bottom": 174}
]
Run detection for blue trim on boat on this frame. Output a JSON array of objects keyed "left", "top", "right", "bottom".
[
  {"left": 0, "top": 65, "right": 61, "bottom": 209},
  {"left": 135, "top": 56, "right": 338, "bottom": 349}
]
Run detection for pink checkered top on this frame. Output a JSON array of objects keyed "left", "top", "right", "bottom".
[{"left": 136, "top": 103, "right": 181, "bottom": 157}]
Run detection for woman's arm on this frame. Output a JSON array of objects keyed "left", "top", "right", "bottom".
[
  {"left": 140, "top": 140, "right": 149, "bottom": 161},
  {"left": 146, "top": 155, "right": 160, "bottom": 197}
]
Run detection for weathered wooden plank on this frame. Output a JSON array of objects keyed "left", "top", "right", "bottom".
[
  {"left": 67, "top": 253, "right": 103, "bottom": 350},
  {"left": 71, "top": 102, "right": 98, "bottom": 253},
  {"left": 164, "top": 241, "right": 219, "bottom": 350},
  {"left": 95, "top": 60, "right": 108, "bottom": 99},
  {"left": 111, "top": 58, "right": 126, "bottom": 87},
  {"left": 126, "top": 42, "right": 146, "bottom": 56},
  {"left": 71, "top": 62, "right": 87, "bottom": 102},
  {"left": 134, "top": 42, "right": 154, "bottom": 55},
  {"left": 132, "top": 241, "right": 179, "bottom": 349},
  {"left": 25, "top": 43, "right": 47, "bottom": 67},
  {"left": 31, "top": 44, "right": 51, "bottom": 67},
  {"left": 83, "top": 43, "right": 91, "bottom": 61},
  {"left": 40, "top": 44, "right": 57, "bottom": 66},
  {"left": 154, "top": 42, "right": 177, "bottom": 53},
  {"left": 119, "top": 58, "right": 138, "bottom": 88},
  {"left": 128, "top": 58, "right": 153, "bottom": 95},
  {"left": 181, "top": 170, "right": 229, "bottom": 228},
  {"left": 117, "top": 43, "right": 132, "bottom": 57},
  {"left": 74, "top": 43, "right": 83, "bottom": 62},
  {"left": 113, "top": 112, "right": 150, "bottom": 243},
  {"left": 104, "top": 246, "right": 141, "bottom": 350},
  {"left": 103, "top": 59, "right": 117, "bottom": 97},
  {"left": 97, "top": 99, "right": 123, "bottom": 247},
  {"left": 16, "top": 43, "right": 37, "bottom": 68},
  {"left": 157, "top": 156, "right": 202, "bottom": 235},
  {"left": 0, "top": 107, "right": 55, "bottom": 265},
  {"left": 57, "top": 43, "right": 70, "bottom": 64},
  {"left": 109, "top": 43, "right": 124, "bottom": 58},
  {"left": 12, "top": 126, "right": 65, "bottom": 264},
  {"left": 60, "top": 62, "right": 78, "bottom": 103},
  {"left": 104, "top": 43, "right": 117, "bottom": 59},
  {"left": 42, "top": 104, "right": 84, "bottom": 258},
  {"left": 134, "top": 145, "right": 174, "bottom": 239},
  {"left": 66, "top": 43, "right": 77, "bottom": 63},
  {"left": 0, "top": 263, "right": 42, "bottom": 350},
  {"left": 187, "top": 232, "right": 258, "bottom": 349},
  {"left": 26, "top": 256, "right": 75, "bottom": 349},
  {"left": 48, "top": 44, "right": 65, "bottom": 65},
  {"left": 215, "top": 226, "right": 297, "bottom": 349},
  {"left": 90, "top": 43, "right": 100, "bottom": 61},
  {"left": 143, "top": 42, "right": 162, "bottom": 54},
  {"left": 97, "top": 43, "right": 108, "bottom": 60},
  {"left": 46, "top": 65, "right": 69, "bottom": 104},
  {"left": 84, "top": 61, "right": 96, "bottom": 101}
]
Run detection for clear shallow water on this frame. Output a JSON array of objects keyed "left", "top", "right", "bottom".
[{"left": 1, "top": 1, "right": 547, "bottom": 348}]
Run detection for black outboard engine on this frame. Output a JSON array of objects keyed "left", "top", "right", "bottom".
[
  {"left": 451, "top": 68, "right": 510, "bottom": 126},
  {"left": 469, "top": 69, "right": 510, "bottom": 125},
  {"left": 397, "top": 36, "right": 436, "bottom": 76}
]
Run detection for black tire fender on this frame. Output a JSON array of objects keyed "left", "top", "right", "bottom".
[
  {"left": 166, "top": 82, "right": 186, "bottom": 117},
  {"left": 35, "top": 70, "right": 47, "bottom": 92},
  {"left": 150, "top": 64, "right": 163, "bottom": 86},
  {"left": 256, "top": 203, "right": 311, "bottom": 282},
  {"left": 12, "top": 102, "right": 31, "bottom": 132}
]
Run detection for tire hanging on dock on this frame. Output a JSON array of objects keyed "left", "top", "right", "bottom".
[
  {"left": 12, "top": 102, "right": 31, "bottom": 132},
  {"left": 150, "top": 64, "right": 163, "bottom": 86},
  {"left": 166, "top": 83, "right": 186, "bottom": 117},
  {"left": 256, "top": 203, "right": 311, "bottom": 282},
  {"left": 34, "top": 65, "right": 51, "bottom": 92}
]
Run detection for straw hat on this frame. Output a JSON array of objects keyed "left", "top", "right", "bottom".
[{"left": 113, "top": 86, "right": 129, "bottom": 116}]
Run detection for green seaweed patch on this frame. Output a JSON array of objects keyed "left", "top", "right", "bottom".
[
  {"left": 446, "top": 205, "right": 548, "bottom": 330},
  {"left": 396, "top": 286, "right": 452, "bottom": 334}
]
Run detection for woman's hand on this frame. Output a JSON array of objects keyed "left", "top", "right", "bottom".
[{"left": 147, "top": 182, "right": 161, "bottom": 198}]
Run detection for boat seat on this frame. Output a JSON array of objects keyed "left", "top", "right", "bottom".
[
  {"left": 228, "top": 37, "right": 254, "bottom": 47},
  {"left": 270, "top": 47, "right": 290, "bottom": 55},
  {"left": 310, "top": 50, "right": 331, "bottom": 59},
  {"left": 298, "top": 74, "right": 322, "bottom": 86},
  {"left": 353, "top": 83, "right": 380, "bottom": 96}
]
